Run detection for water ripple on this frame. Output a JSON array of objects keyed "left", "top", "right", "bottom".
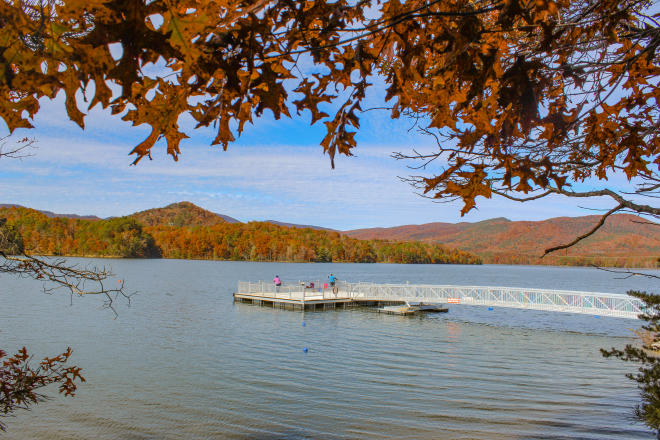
[{"left": 1, "top": 260, "right": 656, "bottom": 439}]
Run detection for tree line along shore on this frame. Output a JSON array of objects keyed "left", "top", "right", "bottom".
[
  {"left": 2, "top": 204, "right": 656, "bottom": 268},
  {"left": 0, "top": 206, "right": 481, "bottom": 265}
]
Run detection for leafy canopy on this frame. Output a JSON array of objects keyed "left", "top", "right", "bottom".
[{"left": 1, "top": 0, "right": 658, "bottom": 219}]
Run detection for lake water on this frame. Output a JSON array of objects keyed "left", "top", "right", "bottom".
[{"left": 2, "top": 260, "right": 660, "bottom": 439}]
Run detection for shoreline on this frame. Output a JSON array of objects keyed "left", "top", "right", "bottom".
[{"left": 28, "top": 253, "right": 659, "bottom": 270}]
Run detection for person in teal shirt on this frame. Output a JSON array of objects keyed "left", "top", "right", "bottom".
[{"left": 328, "top": 274, "right": 337, "bottom": 295}]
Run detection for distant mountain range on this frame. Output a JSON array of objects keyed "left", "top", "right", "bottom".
[
  {"left": 1, "top": 202, "right": 325, "bottom": 230},
  {"left": 344, "top": 215, "right": 659, "bottom": 266},
  {"left": 1, "top": 201, "right": 657, "bottom": 267},
  {"left": 0, "top": 204, "right": 101, "bottom": 220},
  {"left": 130, "top": 202, "right": 332, "bottom": 230},
  {"left": 264, "top": 220, "right": 334, "bottom": 231},
  {"left": 0, "top": 203, "right": 478, "bottom": 264}
]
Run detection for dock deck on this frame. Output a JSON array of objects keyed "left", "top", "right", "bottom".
[
  {"left": 233, "top": 284, "right": 406, "bottom": 311},
  {"left": 233, "top": 291, "right": 360, "bottom": 310},
  {"left": 377, "top": 304, "right": 449, "bottom": 315},
  {"left": 233, "top": 284, "right": 453, "bottom": 314}
]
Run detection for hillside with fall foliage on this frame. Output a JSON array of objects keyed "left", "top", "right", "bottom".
[
  {"left": 344, "top": 215, "right": 660, "bottom": 268},
  {"left": 0, "top": 206, "right": 160, "bottom": 258},
  {"left": 132, "top": 201, "right": 230, "bottom": 227},
  {"left": 4, "top": 202, "right": 655, "bottom": 267},
  {"left": 0, "top": 205, "right": 480, "bottom": 265}
]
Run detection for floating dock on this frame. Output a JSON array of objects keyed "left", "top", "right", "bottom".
[
  {"left": 233, "top": 282, "right": 449, "bottom": 314},
  {"left": 234, "top": 280, "right": 408, "bottom": 311},
  {"left": 378, "top": 303, "right": 449, "bottom": 315},
  {"left": 233, "top": 291, "right": 405, "bottom": 311}
]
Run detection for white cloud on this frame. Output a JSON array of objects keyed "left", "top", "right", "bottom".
[
  {"left": 3, "top": 129, "right": 629, "bottom": 230},
  {"left": 2, "top": 84, "right": 644, "bottom": 230}
]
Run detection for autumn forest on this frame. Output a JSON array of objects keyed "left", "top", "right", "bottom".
[{"left": 0, "top": 204, "right": 481, "bottom": 265}]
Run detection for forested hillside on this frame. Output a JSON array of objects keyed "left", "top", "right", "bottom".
[
  {"left": 132, "top": 201, "right": 229, "bottom": 227},
  {"left": 0, "top": 207, "right": 160, "bottom": 258},
  {"left": 0, "top": 205, "right": 480, "bottom": 264},
  {"left": 345, "top": 215, "right": 659, "bottom": 268},
  {"left": 144, "top": 222, "right": 478, "bottom": 263},
  {"left": 6, "top": 201, "right": 654, "bottom": 267}
]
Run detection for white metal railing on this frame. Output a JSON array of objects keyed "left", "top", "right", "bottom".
[
  {"left": 237, "top": 280, "right": 347, "bottom": 301},
  {"left": 237, "top": 281, "right": 644, "bottom": 319}
]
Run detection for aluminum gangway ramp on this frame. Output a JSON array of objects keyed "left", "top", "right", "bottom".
[{"left": 341, "top": 282, "right": 643, "bottom": 319}]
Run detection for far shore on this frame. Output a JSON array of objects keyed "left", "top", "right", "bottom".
[{"left": 22, "top": 253, "right": 659, "bottom": 270}]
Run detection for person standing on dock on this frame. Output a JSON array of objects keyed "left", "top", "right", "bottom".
[
  {"left": 273, "top": 275, "right": 282, "bottom": 293},
  {"left": 328, "top": 273, "right": 338, "bottom": 296}
]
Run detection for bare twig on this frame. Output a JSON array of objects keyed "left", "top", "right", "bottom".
[
  {"left": 631, "top": 219, "right": 660, "bottom": 226},
  {"left": 492, "top": 189, "right": 554, "bottom": 202},
  {"left": 550, "top": 188, "right": 660, "bottom": 217},
  {"left": 0, "top": 252, "right": 134, "bottom": 317},
  {"left": 591, "top": 264, "right": 660, "bottom": 280},
  {"left": 0, "top": 136, "right": 36, "bottom": 160}
]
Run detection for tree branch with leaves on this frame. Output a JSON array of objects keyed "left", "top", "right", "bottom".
[
  {"left": 0, "top": 347, "right": 85, "bottom": 432},
  {"left": 386, "top": 0, "right": 659, "bottom": 253},
  {"left": 2, "top": 0, "right": 657, "bottom": 255}
]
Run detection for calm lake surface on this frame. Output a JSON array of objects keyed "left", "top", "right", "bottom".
[{"left": 2, "top": 260, "right": 660, "bottom": 439}]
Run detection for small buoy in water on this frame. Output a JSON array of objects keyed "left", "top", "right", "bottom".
[
  {"left": 302, "top": 322, "right": 306, "bottom": 327},
  {"left": 488, "top": 307, "right": 493, "bottom": 311},
  {"left": 303, "top": 347, "right": 308, "bottom": 353}
]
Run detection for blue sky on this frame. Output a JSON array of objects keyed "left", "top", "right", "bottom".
[{"left": 0, "top": 84, "right": 633, "bottom": 230}]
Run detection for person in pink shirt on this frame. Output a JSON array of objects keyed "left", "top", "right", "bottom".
[{"left": 273, "top": 275, "right": 281, "bottom": 292}]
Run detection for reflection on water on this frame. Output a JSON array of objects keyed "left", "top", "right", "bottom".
[{"left": 0, "top": 260, "right": 658, "bottom": 439}]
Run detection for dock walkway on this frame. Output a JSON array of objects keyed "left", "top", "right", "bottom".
[{"left": 235, "top": 281, "right": 643, "bottom": 319}]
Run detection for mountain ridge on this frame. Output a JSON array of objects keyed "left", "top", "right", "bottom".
[
  {"left": 132, "top": 201, "right": 240, "bottom": 227},
  {"left": 344, "top": 213, "right": 659, "bottom": 267},
  {"left": 1, "top": 201, "right": 657, "bottom": 267},
  {"left": 264, "top": 220, "right": 335, "bottom": 231},
  {"left": 0, "top": 204, "right": 479, "bottom": 265},
  {"left": 0, "top": 204, "right": 101, "bottom": 220}
]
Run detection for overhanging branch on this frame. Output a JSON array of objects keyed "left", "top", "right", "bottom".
[
  {"left": 0, "top": 252, "right": 133, "bottom": 317},
  {"left": 550, "top": 188, "right": 660, "bottom": 216},
  {"left": 542, "top": 203, "right": 623, "bottom": 256}
]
